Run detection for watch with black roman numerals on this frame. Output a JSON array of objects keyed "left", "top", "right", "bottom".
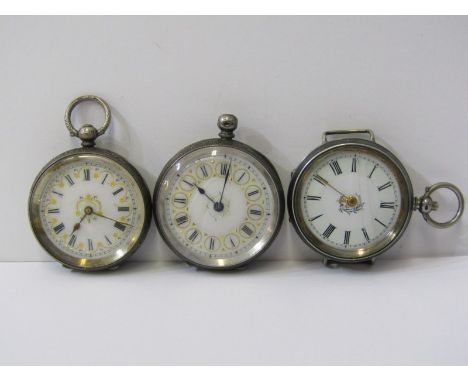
[
  {"left": 28, "top": 95, "right": 152, "bottom": 271},
  {"left": 153, "top": 114, "right": 285, "bottom": 270},
  {"left": 287, "top": 129, "right": 464, "bottom": 265}
]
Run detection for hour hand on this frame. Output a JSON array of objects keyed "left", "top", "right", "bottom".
[
  {"left": 195, "top": 185, "right": 217, "bottom": 204},
  {"left": 185, "top": 180, "right": 217, "bottom": 205},
  {"left": 69, "top": 208, "right": 91, "bottom": 235}
]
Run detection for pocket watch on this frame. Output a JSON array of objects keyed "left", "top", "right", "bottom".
[
  {"left": 29, "top": 95, "right": 152, "bottom": 271},
  {"left": 288, "top": 130, "right": 464, "bottom": 265},
  {"left": 153, "top": 114, "right": 285, "bottom": 270}
]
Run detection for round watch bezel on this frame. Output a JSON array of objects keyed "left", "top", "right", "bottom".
[
  {"left": 153, "top": 137, "right": 285, "bottom": 270},
  {"left": 287, "top": 138, "right": 414, "bottom": 263},
  {"left": 28, "top": 147, "right": 152, "bottom": 271}
]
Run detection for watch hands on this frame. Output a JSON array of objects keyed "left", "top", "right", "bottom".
[
  {"left": 92, "top": 211, "right": 134, "bottom": 227},
  {"left": 218, "top": 159, "right": 232, "bottom": 205},
  {"left": 185, "top": 180, "right": 217, "bottom": 205},
  {"left": 69, "top": 206, "right": 93, "bottom": 235},
  {"left": 314, "top": 175, "right": 346, "bottom": 197},
  {"left": 183, "top": 159, "right": 232, "bottom": 213},
  {"left": 314, "top": 174, "right": 360, "bottom": 209}
]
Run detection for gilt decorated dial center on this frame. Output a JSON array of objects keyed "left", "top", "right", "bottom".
[
  {"left": 300, "top": 151, "right": 402, "bottom": 251},
  {"left": 39, "top": 157, "right": 146, "bottom": 260}
]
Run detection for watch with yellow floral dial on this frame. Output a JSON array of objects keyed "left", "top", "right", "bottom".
[{"left": 28, "top": 95, "right": 152, "bottom": 271}]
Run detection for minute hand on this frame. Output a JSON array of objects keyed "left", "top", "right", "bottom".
[
  {"left": 218, "top": 159, "right": 232, "bottom": 204},
  {"left": 314, "top": 175, "right": 346, "bottom": 196},
  {"left": 92, "top": 211, "right": 134, "bottom": 227}
]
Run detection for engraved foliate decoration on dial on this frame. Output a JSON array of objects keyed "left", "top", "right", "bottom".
[
  {"left": 29, "top": 95, "right": 152, "bottom": 271},
  {"left": 37, "top": 156, "right": 146, "bottom": 261},
  {"left": 162, "top": 150, "right": 274, "bottom": 260},
  {"left": 300, "top": 150, "right": 402, "bottom": 252}
]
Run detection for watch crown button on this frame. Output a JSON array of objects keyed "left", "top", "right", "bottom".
[{"left": 217, "top": 114, "right": 238, "bottom": 140}]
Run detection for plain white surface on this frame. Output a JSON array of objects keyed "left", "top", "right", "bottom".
[
  {"left": 0, "top": 16, "right": 467, "bottom": 262},
  {"left": 0, "top": 16, "right": 467, "bottom": 365},
  {"left": 1, "top": 258, "right": 468, "bottom": 365}
]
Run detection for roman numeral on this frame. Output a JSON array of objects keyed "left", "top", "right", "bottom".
[
  {"left": 101, "top": 174, "right": 109, "bottom": 185},
  {"left": 200, "top": 165, "right": 209, "bottom": 178},
  {"left": 368, "top": 164, "right": 377, "bottom": 179},
  {"left": 53, "top": 223, "right": 65, "bottom": 234},
  {"left": 118, "top": 206, "right": 130, "bottom": 212},
  {"left": 362, "top": 228, "right": 370, "bottom": 242},
  {"left": 65, "top": 175, "right": 74, "bottom": 186},
  {"left": 68, "top": 235, "right": 77, "bottom": 247},
  {"left": 308, "top": 214, "right": 323, "bottom": 222},
  {"left": 374, "top": 218, "right": 388, "bottom": 228},
  {"left": 113, "top": 187, "right": 124, "bottom": 196},
  {"left": 248, "top": 189, "right": 260, "bottom": 197},
  {"left": 306, "top": 195, "right": 321, "bottom": 201},
  {"left": 378, "top": 182, "right": 392, "bottom": 191},
  {"left": 229, "top": 237, "right": 236, "bottom": 248},
  {"left": 84, "top": 169, "right": 90, "bottom": 181},
  {"left": 176, "top": 215, "right": 188, "bottom": 226},
  {"left": 314, "top": 175, "right": 327, "bottom": 186},
  {"left": 351, "top": 157, "right": 357, "bottom": 172},
  {"left": 380, "top": 202, "right": 395, "bottom": 209},
  {"left": 209, "top": 238, "right": 215, "bottom": 250},
  {"left": 88, "top": 239, "right": 93, "bottom": 251},
  {"left": 174, "top": 197, "right": 187, "bottom": 205},
  {"left": 249, "top": 209, "right": 262, "bottom": 216},
  {"left": 47, "top": 208, "right": 60, "bottom": 214},
  {"left": 188, "top": 230, "right": 199, "bottom": 242},
  {"left": 105, "top": 235, "right": 112, "bottom": 245},
  {"left": 344, "top": 230, "right": 351, "bottom": 245},
  {"left": 220, "top": 163, "right": 228, "bottom": 175},
  {"left": 329, "top": 160, "right": 342, "bottom": 175},
  {"left": 241, "top": 224, "right": 254, "bottom": 236},
  {"left": 52, "top": 191, "right": 63, "bottom": 197},
  {"left": 322, "top": 224, "right": 336, "bottom": 238},
  {"left": 237, "top": 172, "right": 246, "bottom": 182},
  {"left": 114, "top": 221, "right": 126, "bottom": 231}
]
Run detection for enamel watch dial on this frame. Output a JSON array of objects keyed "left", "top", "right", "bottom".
[
  {"left": 288, "top": 130, "right": 464, "bottom": 264},
  {"left": 29, "top": 96, "right": 151, "bottom": 271},
  {"left": 154, "top": 114, "right": 284, "bottom": 269}
]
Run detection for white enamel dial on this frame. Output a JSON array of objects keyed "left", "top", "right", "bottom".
[
  {"left": 293, "top": 145, "right": 411, "bottom": 259},
  {"left": 33, "top": 154, "right": 147, "bottom": 266},
  {"left": 156, "top": 145, "right": 282, "bottom": 268}
]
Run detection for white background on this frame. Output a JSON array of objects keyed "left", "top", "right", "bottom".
[{"left": 0, "top": 16, "right": 467, "bottom": 365}]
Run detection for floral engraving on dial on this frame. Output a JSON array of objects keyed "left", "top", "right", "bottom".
[
  {"left": 162, "top": 153, "right": 274, "bottom": 259},
  {"left": 38, "top": 158, "right": 145, "bottom": 259},
  {"left": 300, "top": 152, "right": 402, "bottom": 251}
]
